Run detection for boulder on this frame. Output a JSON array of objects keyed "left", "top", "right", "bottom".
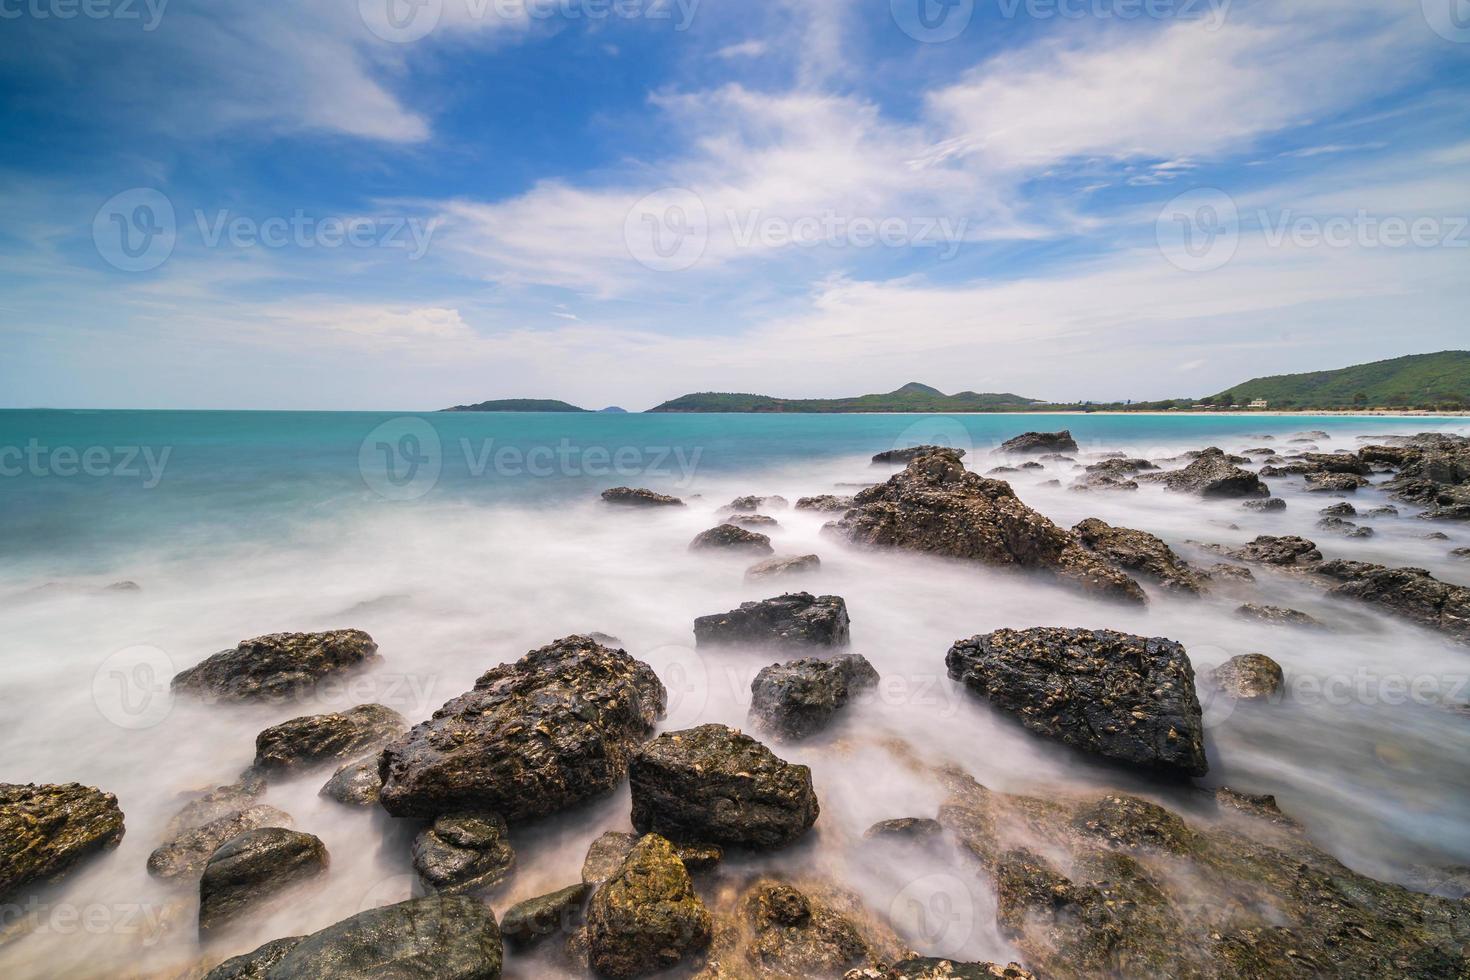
[
  {"left": 726, "top": 494, "right": 789, "bottom": 511},
  {"left": 847, "top": 960, "right": 1036, "bottom": 980},
  {"left": 412, "top": 812, "right": 515, "bottom": 896},
  {"left": 630, "top": 725, "right": 819, "bottom": 849},
  {"left": 1234, "top": 604, "right": 1324, "bottom": 629},
  {"left": 198, "top": 828, "right": 329, "bottom": 935},
  {"left": 1225, "top": 535, "right": 1322, "bottom": 567},
  {"left": 826, "top": 451, "right": 1145, "bottom": 605},
  {"left": 996, "top": 431, "right": 1078, "bottom": 454},
  {"left": 795, "top": 494, "right": 856, "bottom": 512},
  {"left": 1209, "top": 563, "right": 1254, "bottom": 582},
  {"left": 1205, "top": 654, "right": 1285, "bottom": 700},
  {"left": 748, "top": 654, "right": 879, "bottom": 740},
  {"left": 204, "top": 896, "right": 502, "bottom": 979},
  {"left": 693, "top": 593, "right": 850, "bottom": 650},
  {"left": 1315, "top": 560, "right": 1470, "bottom": 644},
  {"left": 318, "top": 756, "right": 383, "bottom": 807},
  {"left": 203, "top": 936, "right": 305, "bottom": 978},
  {"left": 1302, "top": 453, "right": 1370, "bottom": 475},
  {"left": 945, "top": 628, "right": 1207, "bottom": 777},
  {"left": 378, "top": 636, "right": 665, "bottom": 821},
  {"left": 1072, "top": 518, "right": 1209, "bottom": 595},
  {"left": 0, "top": 783, "right": 125, "bottom": 900},
  {"left": 1069, "top": 472, "right": 1139, "bottom": 493},
  {"left": 1148, "top": 448, "right": 1270, "bottom": 498},
  {"left": 689, "top": 524, "right": 774, "bottom": 556},
  {"left": 1084, "top": 458, "right": 1157, "bottom": 477},
  {"left": 1320, "top": 502, "right": 1357, "bottom": 517},
  {"left": 585, "top": 834, "right": 712, "bottom": 979},
  {"left": 729, "top": 514, "right": 778, "bottom": 529},
  {"left": 1305, "top": 472, "right": 1368, "bottom": 493},
  {"left": 602, "top": 487, "right": 684, "bottom": 507},
  {"left": 501, "top": 882, "right": 591, "bottom": 949},
  {"left": 253, "top": 704, "right": 405, "bottom": 776},
  {"left": 745, "top": 554, "right": 821, "bottom": 583},
  {"left": 148, "top": 803, "right": 292, "bottom": 881},
  {"left": 1242, "top": 497, "right": 1287, "bottom": 512},
  {"left": 874, "top": 445, "right": 967, "bottom": 464},
  {"left": 582, "top": 831, "right": 722, "bottom": 886},
  {"left": 172, "top": 630, "right": 380, "bottom": 704}
]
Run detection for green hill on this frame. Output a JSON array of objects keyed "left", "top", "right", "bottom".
[
  {"left": 1209, "top": 351, "right": 1470, "bottom": 409},
  {"left": 442, "top": 398, "right": 589, "bottom": 413},
  {"left": 649, "top": 382, "right": 1042, "bottom": 413}
]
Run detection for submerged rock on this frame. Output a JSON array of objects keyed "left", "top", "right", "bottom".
[
  {"left": 996, "top": 431, "right": 1078, "bottom": 454},
  {"left": 874, "top": 445, "right": 967, "bottom": 464},
  {"left": 502, "top": 882, "right": 591, "bottom": 949},
  {"left": 1305, "top": 472, "right": 1369, "bottom": 493},
  {"left": 0, "top": 783, "right": 125, "bottom": 900},
  {"left": 412, "top": 811, "right": 515, "bottom": 896},
  {"left": 582, "top": 831, "right": 721, "bottom": 886},
  {"left": 749, "top": 654, "right": 879, "bottom": 740},
  {"left": 602, "top": 487, "right": 684, "bottom": 507},
  {"left": 863, "top": 817, "right": 943, "bottom": 843},
  {"left": 378, "top": 635, "right": 666, "bottom": 821},
  {"left": 203, "top": 936, "right": 305, "bottom": 979},
  {"left": 689, "top": 524, "right": 775, "bottom": 556},
  {"left": 253, "top": 704, "right": 405, "bottom": 776},
  {"left": 1072, "top": 517, "right": 1209, "bottom": 595},
  {"left": 1225, "top": 535, "right": 1323, "bottom": 567},
  {"left": 198, "top": 828, "right": 328, "bottom": 935},
  {"left": 1235, "top": 604, "right": 1325, "bottom": 629},
  {"left": 585, "top": 834, "right": 712, "bottom": 979},
  {"left": 693, "top": 593, "right": 851, "bottom": 650},
  {"left": 630, "top": 725, "right": 819, "bottom": 849},
  {"left": 1242, "top": 497, "right": 1287, "bottom": 512},
  {"left": 318, "top": 756, "right": 382, "bottom": 807},
  {"left": 1148, "top": 448, "right": 1270, "bottom": 499},
  {"left": 745, "top": 554, "right": 821, "bottom": 582},
  {"left": 171, "top": 630, "right": 380, "bottom": 704},
  {"left": 826, "top": 451, "right": 1146, "bottom": 604},
  {"left": 946, "top": 628, "right": 1207, "bottom": 777},
  {"left": 1205, "top": 654, "right": 1285, "bottom": 700},
  {"left": 148, "top": 803, "right": 292, "bottom": 881},
  {"left": 726, "top": 494, "right": 789, "bottom": 511},
  {"left": 729, "top": 514, "right": 779, "bottom": 529},
  {"left": 796, "top": 494, "right": 857, "bottom": 512}
]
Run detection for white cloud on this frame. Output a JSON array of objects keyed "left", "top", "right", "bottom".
[{"left": 717, "top": 40, "right": 769, "bottom": 59}]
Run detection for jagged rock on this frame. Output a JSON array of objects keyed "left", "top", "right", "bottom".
[
  {"left": 1305, "top": 472, "right": 1369, "bottom": 493},
  {"left": 1205, "top": 654, "right": 1285, "bottom": 700},
  {"left": 1317, "top": 516, "right": 1363, "bottom": 535},
  {"left": 204, "top": 896, "right": 502, "bottom": 979},
  {"left": 318, "top": 756, "right": 382, "bottom": 807},
  {"left": 602, "top": 487, "right": 684, "bottom": 507},
  {"left": 945, "top": 628, "right": 1207, "bottom": 777},
  {"left": 1364, "top": 505, "right": 1400, "bottom": 517},
  {"left": 1148, "top": 448, "right": 1270, "bottom": 498},
  {"left": 826, "top": 451, "right": 1146, "bottom": 604},
  {"left": 745, "top": 554, "right": 821, "bottom": 582},
  {"left": 1302, "top": 453, "right": 1370, "bottom": 475},
  {"left": 1242, "top": 497, "right": 1287, "bottom": 512},
  {"left": 690, "top": 524, "right": 774, "bottom": 555},
  {"left": 582, "top": 831, "right": 722, "bottom": 886},
  {"left": 1320, "top": 502, "right": 1357, "bottom": 517},
  {"left": 1226, "top": 535, "right": 1322, "bottom": 566},
  {"left": 987, "top": 466, "right": 1020, "bottom": 476},
  {"left": 1072, "top": 518, "right": 1208, "bottom": 595},
  {"left": 996, "top": 431, "right": 1078, "bottom": 454},
  {"left": 846, "top": 959, "right": 1036, "bottom": 979},
  {"left": 411, "top": 811, "right": 515, "bottom": 897},
  {"left": 1069, "top": 473, "right": 1138, "bottom": 492},
  {"left": 1235, "top": 604, "right": 1324, "bottom": 629},
  {"left": 795, "top": 494, "right": 856, "bottom": 512},
  {"left": 585, "top": 835, "right": 712, "bottom": 979},
  {"left": 693, "top": 593, "right": 850, "bottom": 650},
  {"left": 502, "top": 883, "right": 591, "bottom": 949},
  {"left": 1315, "top": 560, "right": 1470, "bottom": 644},
  {"left": 874, "top": 446, "right": 967, "bottom": 464},
  {"left": 749, "top": 654, "right": 879, "bottom": 740},
  {"left": 171, "top": 630, "right": 380, "bottom": 704},
  {"left": 1019, "top": 461, "right": 1044, "bottom": 470},
  {"left": 253, "top": 704, "right": 405, "bottom": 776},
  {"left": 378, "top": 636, "right": 665, "bottom": 821},
  {"left": 630, "top": 725, "right": 819, "bottom": 849},
  {"left": 198, "top": 828, "right": 328, "bottom": 934},
  {"left": 1209, "top": 563, "right": 1254, "bottom": 582},
  {"left": 0, "top": 783, "right": 125, "bottom": 900},
  {"left": 725, "top": 494, "right": 789, "bottom": 512},
  {"left": 863, "top": 817, "right": 943, "bottom": 843},
  {"left": 729, "top": 514, "right": 779, "bottom": 529},
  {"left": 148, "top": 804, "right": 292, "bottom": 880},
  {"left": 1084, "top": 458, "right": 1157, "bottom": 476}
]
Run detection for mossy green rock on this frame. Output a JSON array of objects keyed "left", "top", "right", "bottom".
[{"left": 586, "top": 834, "right": 712, "bottom": 978}]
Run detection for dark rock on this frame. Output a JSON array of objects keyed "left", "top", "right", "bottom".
[
  {"left": 945, "top": 628, "right": 1207, "bottom": 777},
  {"left": 378, "top": 635, "right": 665, "bottom": 821},
  {"left": 148, "top": 803, "right": 293, "bottom": 880},
  {"left": 602, "top": 487, "right": 684, "bottom": 507},
  {"left": 172, "top": 630, "right": 380, "bottom": 704},
  {"left": 987, "top": 466, "right": 1020, "bottom": 476},
  {"left": 846, "top": 958, "right": 1037, "bottom": 979},
  {"left": 1454, "top": 548, "right": 1470, "bottom": 560},
  {"left": 826, "top": 451, "right": 1146, "bottom": 604},
  {"left": 1315, "top": 560, "right": 1470, "bottom": 644},
  {"left": 202, "top": 936, "right": 304, "bottom": 978},
  {"left": 693, "top": 593, "right": 850, "bottom": 650},
  {"left": 1364, "top": 505, "right": 1400, "bottom": 518},
  {"left": 795, "top": 494, "right": 856, "bottom": 512},
  {"left": 1305, "top": 472, "right": 1368, "bottom": 493},
  {"left": 582, "top": 831, "right": 721, "bottom": 886},
  {"left": 689, "top": 524, "right": 774, "bottom": 555},
  {"left": 1425, "top": 531, "right": 1452, "bottom": 540},
  {"left": 630, "top": 725, "right": 819, "bottom": 849},
  {"left": 1317, "top": 516, "right": 1362, "bottom": 534},
  {"left": 253, "top": 704, "right": 405, "bottom": 776},
  {"left": 1348, "top": 525, "right": 1376, "bottom": 539},
  {"left": 198, "top": 828, "right": 329, "bottom": 935},
  {"left": 749, "top": 654, "right": 879, "bottom": 740},
  {"left": 1302, "top": 452, "right": 1370, "bottom": 475},
  {"left": 1242, "top": 497, "right": 1286, "bottom": 512},
  {"left": 1019, "top": 461, "right": 1044, "bottom": 470},
  {"left": 205, "top": 896, "right": 502, "bottom": 980},
  {"left": 585, "top": 834, "right": 712, "bottom": 979},
  {"left": 161, "top": 776, "right": 266, "bottom": 840},
  {"left": 874, "top": 446, "right": 966, "bottom": 464},
  {"left": 728, "top": 514, "right": 778, "bottom": 529},
  {"left": 1320, "top": 502, "right": 1357, "bottom": 517},
  {"left": 745, "top": 554, "right": 821, "bottom": 582},
  {"left": 1084, "top": 458, "right": 1157, "bottom": 476},
  {"left": 1206, "top": 654, "right": 1284, "bottom": 700},
  {"left": 862, "top": 817, "right": 943, "bottom": 843},
  {"left": 1069, "top": 472, "right": 1139, "bottom": 493},
  {"left": 1148, "top": 448, "right": 1270, "bottom": 498},
  {"left": 412, "top": 811, "right": 515, "bottom": 896},
  {"left": 1072, "top": 517, "right": 1208, "bottom": 595},
  {"left": 501, "top": 883, "right": 591, "bottom": 949},
  {"left": 1209, "top": 563, "right": 1254, "bottom": 582},
  {"left": 318, "top": 756, "right": 382, "bottom": 807},
  {"left": 1234, "top": 604, "right": 1325, "bottom": 629},
  {"left": 996, "top": 431, "right": 1078, "bottom": 454},
  {"left": 0, "top": 783, "right": 125, "bottom": 900},
  {"left": 725, "top": 494, "right": 789, "bottom": 512},
  {"left": 1038, "top": 453, "right": 1076, "bottom": 463},
  {"left": 1226, "top": 535, "right": 1322, "bottom": 566}
]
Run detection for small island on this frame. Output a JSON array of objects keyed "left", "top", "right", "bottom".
[{"left": 442, "top": 399, "right": 590, "bottom": 413}]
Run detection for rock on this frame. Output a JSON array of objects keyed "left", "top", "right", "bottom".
[
  {"left": 318, "top": 756, "right": 382, "bottom": 807},
  {"left": 1019, "top": 461, "right": 1044, "bottom": 470},
  {"left": 945, "top": 628, "right": 1207, "bottom": 777},
  {"left": 729, "top": 514, "right": 779, "bottom": 529},
  {"left": 1242, "top": 497, "right": 1287, "bottom": 512},
  {"left": 847, "top": 960, "right": 1037, "bottom": 980},
  {"left": 205, "top": 896, "right": 502, "bottom": 979},
  {"left": 582, "top": 831, "right": 722, "bottom": 886},
  {"left": 987, "top": 466, "right": 1020, "bottom": 476},
  {"left": 1084, "top": 458, "right": 1157, "bottom": 476},
  {"left": 1069, "top": 472, "right": 1139, "bottom": 493},
  {"left": 0, "top": 783, "right": 125, "bottom": 900},
  {"left": 1315, "top": 560, "right": 1470, "bottom": 644},
  {"left": 501, "top": 882, "right": 591, "bottom": 949},
  {"left": 1148, "top": 448, "right": 1270, "bottom": 498},
  {"left": 172, "top": 630, "right": 380, "bottom": 704},
  {"left": 795, "top": 494, "right": 856, "bottom": 512},
  {"left": 725, "top": 494, "right": 789, "bottom": 512},
  {"left": 198, "top": 828, "right": 328, "bottom": 935},
  {"left": 1225, "top": 535, "right": 1322, "bottom": 566},
  {"left": 630, "top": 725, "right": 819, "bottom": 849},
  {"left": 996, "top": 431, "right": 1078, "bottom": 454},
  {"left": 689, "top": 524, "right": 774, "bottom": 556},
  {"left": 1364, "top": 505, "right": 1400, "bottom": 517},
  {"left": 602, "top": 487, "right": 684, "bottom": 507},
  {"left": 693, "top": 593, "right": 850, "bottom": 650},
  {"left": 1209, "top": 563, "right": 1254, "bottom": 582},
  {"left": 1302, "top": 452, "right": 1370, "bottom": 475},
  {"left": 1317, "top": 516, "right": 1362, "bottom": 535},
  {"left": 826, "top": 451, "right": 1146, "bottom": 605},
  {"left": 253, "top": 704, "right": 405, "bottom": 776},
  {"left": 749, "top": 654, "right": 879, "bottom": 740},
  {"left": 378, "top": 635, "right": 665, "bottom": 821},
  {"left": 1234, "top": 604, "right": 1324, "bottom": 629},
  {"left": 1424, "top": 531, "right": 1452, "bottom": 540},
  {"left": 161, "top": 775, "right": 266, "bottom": 840},
  {"left": 585, "top": 834, "right": 712, "bottom": 979},
  {"left": 1320, "top": 502, "right": 1358, "bottom": 517},
  {"left": 1305, "top": 472, "right": 1369, "bottom": 492},
  {"left": 1206, "top": 654, "right": 1285, "bottom": 700},
  {"left": 745, "top": 554, "right": 821, "bottom": 582},
  {"left": 203, "top": 936, "right": 305, "bottom": 978},
  {"left": 1072, "top": 518, "right": 1208, "bottom": 595},
  {"left": 874, "top": 446, "right": 967, "bottom": 464},
  {"left": 1454, "top": 548, "right": 1470, "bottom": 560},
  {"left": 412, "top": 812, "right": 515, "bottom": 896},
  {"left": 862, "top": 817, "right": 943, "bottom": 843},
  {"left": 148, "top": 803, "right": 293, "bottom": 881}
]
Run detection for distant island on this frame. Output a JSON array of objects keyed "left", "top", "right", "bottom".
[
  {"left": 443, "top": 398, "right": 589, "bottom": 413},
  {"left": 649, "top": 382, "right": 1043, "bottom": 413}
]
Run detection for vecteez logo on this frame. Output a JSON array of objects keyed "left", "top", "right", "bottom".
[
  {"left": 891, "top": 0, "right": 975, "bottom": 42},
  {"left": 1156, "top": 187, "right": 1240, "bottom": 273},
  {"left": 359, "top": 417, "right": 444, "bottom": 501},
  {"left": 1422, "top": 0, "right": 1470, "bottom": 43},
  {"left": 360, "top": 0, "right": 443, "bottom": 43},
  {"left": 93, "top": 188, "right": 177, "bottom": 273},
  {"left": 624, "top": 188, "right": 709, "bottom": 272}
]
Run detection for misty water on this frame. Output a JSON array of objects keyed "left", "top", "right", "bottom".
[{"left": 2, "top": 410, "right": 1468, "bottom": 977}]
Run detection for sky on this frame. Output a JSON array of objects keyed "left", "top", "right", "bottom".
[{"left": 1, "top": 0, "right": 1468, "bottom": 410}]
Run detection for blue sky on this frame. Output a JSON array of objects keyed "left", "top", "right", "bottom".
[{"left": 2, "top": 0, "right": 1468, "bottom": 409}]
